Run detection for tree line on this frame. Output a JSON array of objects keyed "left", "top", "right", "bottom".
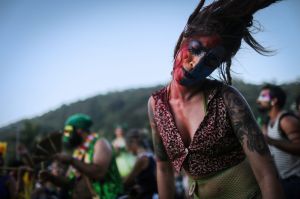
[{"left": 0, "top": 79, "right": 299, "bottom": 164}]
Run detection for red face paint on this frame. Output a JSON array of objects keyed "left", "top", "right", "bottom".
[
  {"left": 257, "top": 90, "right": 271, "bottom": 103},
  {"left": 196, "top": 35, "right": 221, "bottom": 49},
  {"left": 172, "top": 35, "right": 222, "bottom": 83},
  {"left": 173, "top": 42, "right": 189, "bottom": 82}
]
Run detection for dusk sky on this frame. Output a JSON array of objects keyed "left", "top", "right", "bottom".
[{"left": 1, "top": 0, "right": 299, "bottom": 127}]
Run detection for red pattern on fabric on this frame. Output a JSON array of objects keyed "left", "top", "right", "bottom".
[{"left": 152, "top": 84, "right": 245, "bottom": 177}]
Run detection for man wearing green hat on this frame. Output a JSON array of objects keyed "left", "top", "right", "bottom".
[{"left": 40, "top": 113, "right": 123, "bottom": 199}]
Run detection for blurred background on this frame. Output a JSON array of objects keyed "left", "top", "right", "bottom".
[{"left": 0, "top": 0, "right": 299, "bottom": 163}]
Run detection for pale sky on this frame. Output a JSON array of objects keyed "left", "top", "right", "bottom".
[{"left": 1, "top": 0, "right": 299, "bottom": 127}]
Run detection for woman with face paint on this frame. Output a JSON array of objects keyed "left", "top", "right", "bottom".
[{"left": 148, "top": 0, "right": 285, "bottom": 199}]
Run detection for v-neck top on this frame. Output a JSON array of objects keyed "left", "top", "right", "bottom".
[{"left": 152, "top": 81, "right": 245, "bottom": 177}]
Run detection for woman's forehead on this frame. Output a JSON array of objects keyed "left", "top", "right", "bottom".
[
  {"left": 183, "top": 34, "right": 221, "bottom": 48},
  {"left": 260, "top": 89, "right": 270, "bottom": 95},
  {"left": 195, "top": 35, "right": 221, "bottom": 47}
]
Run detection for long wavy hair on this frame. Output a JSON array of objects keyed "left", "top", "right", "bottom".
[{"left": 174, "top": 0, "right": 281, "bottom": 85}]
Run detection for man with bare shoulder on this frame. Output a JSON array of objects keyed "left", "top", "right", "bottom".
[
  {"left": 40, "top": 113, "right": 123, "bottom": 199},
  {"left": 257, "top": 84, "right": 300, "bottom": 199}
]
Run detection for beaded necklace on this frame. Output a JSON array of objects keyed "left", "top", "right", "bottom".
[{"left": 68, "top": 133, "right": 98, "bottom": 179}]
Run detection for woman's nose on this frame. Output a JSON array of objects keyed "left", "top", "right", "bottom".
[{"left": 183, "top": 54, "right": 195, "bottom": 71}]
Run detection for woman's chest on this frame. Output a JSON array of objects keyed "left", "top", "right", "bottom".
[{"left": 170, "top": 100, "right": 206, "bottom": 146}]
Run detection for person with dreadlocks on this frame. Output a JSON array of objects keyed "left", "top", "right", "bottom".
[{"left": 148, "top": 0, "right": 285, "bottom": 198}]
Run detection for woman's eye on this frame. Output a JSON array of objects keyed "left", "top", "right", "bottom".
[{"left": 188, "top": 40, "right": 204, "bottom": 55}]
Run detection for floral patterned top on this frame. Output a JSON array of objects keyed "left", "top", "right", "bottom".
[{"left": 152, "top": 81, "right": 245, "bottom": 177}]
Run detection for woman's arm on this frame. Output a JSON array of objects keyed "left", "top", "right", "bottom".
[
  {"left": 148, "top": 97, "right": 175, "bottom": 199},
  {"left": 222, "top": 85, "right": 285, "bottom": 199}
]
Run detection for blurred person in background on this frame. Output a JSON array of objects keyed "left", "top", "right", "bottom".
[
  {"left": 39, "top": 113, "right": 123, "bottom": 199},
  {"left": 9, "top": 144, "right": 35, "bottom": 199},
  {"left": 257, "top": 84, "right": 300, "bottom": 199},
  {"left": 0, "top": 153, "right": 17, "bottom": 199},
  {"left": 112, "top": 126, "right": 126, "bottom": 154},
  {"left": 32, "top": 161, "right": 65, "bottom": 199},
  {"left": 295, "top": 94, "right": 300, "bottom": 117},
  {"left": 123, "top": 128, "right": 157, "bottom": 199},
  {"left": 112, "top": 126, "right": 136, "bottom": 179},
  {"left": 148, "top": 0, "right": 285, "bottom": 198}
]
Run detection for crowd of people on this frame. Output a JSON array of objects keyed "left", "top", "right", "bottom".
[
  {"left": 0, "top": 114, "right": 162, "bottom": 199},
  {"left": 1, "top": 0, "right": 300, "bottom": 198},
  {"left": 0, "top": 88, "right": 299, "bottom": 199}
]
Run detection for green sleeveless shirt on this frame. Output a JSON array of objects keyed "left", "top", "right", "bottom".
[{"left": 69, "top": 133, "right": 123, "bottom": 199}]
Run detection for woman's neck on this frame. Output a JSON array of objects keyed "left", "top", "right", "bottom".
[{"left": 169, "top": 79, "right": 203, "bottom": 101}]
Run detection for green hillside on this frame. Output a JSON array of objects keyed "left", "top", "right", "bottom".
[
  {"left": 0, "top": 85, "right": 162, "bottom": 139},
  {"left": 0, "top": 80, "right": 299, "bottom": 163}
]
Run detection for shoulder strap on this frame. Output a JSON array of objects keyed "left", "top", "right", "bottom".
[{"left": 278, "top": 111, "right": 300, "bottom": 139}]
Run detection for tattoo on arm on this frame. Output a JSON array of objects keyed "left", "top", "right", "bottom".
[
  {"left": 152, "top": 129, "right": 169, "bottom": 161},
  {"left": 148, "top": 98, "right": 169, "bottom": 161},
  {"left": 223, "top": 87, "right": 269, "bottom": 155}
]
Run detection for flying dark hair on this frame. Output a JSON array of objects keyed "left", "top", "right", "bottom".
[{"left": 174, "top": 0, "right": 281, "bottom": 85}]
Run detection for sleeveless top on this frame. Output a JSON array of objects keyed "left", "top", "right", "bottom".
[
  {"left": 69, "top": 133, "right": 123, "bottom": 199},
  {"left": 267, "top": 111, "right": 300, "bottom": 179},
  {"left": 135, "top": 152, "right": 157, "bottom": 197},
  {"left": 152, "top": 82, "right": 245, "bottom": 177}
]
